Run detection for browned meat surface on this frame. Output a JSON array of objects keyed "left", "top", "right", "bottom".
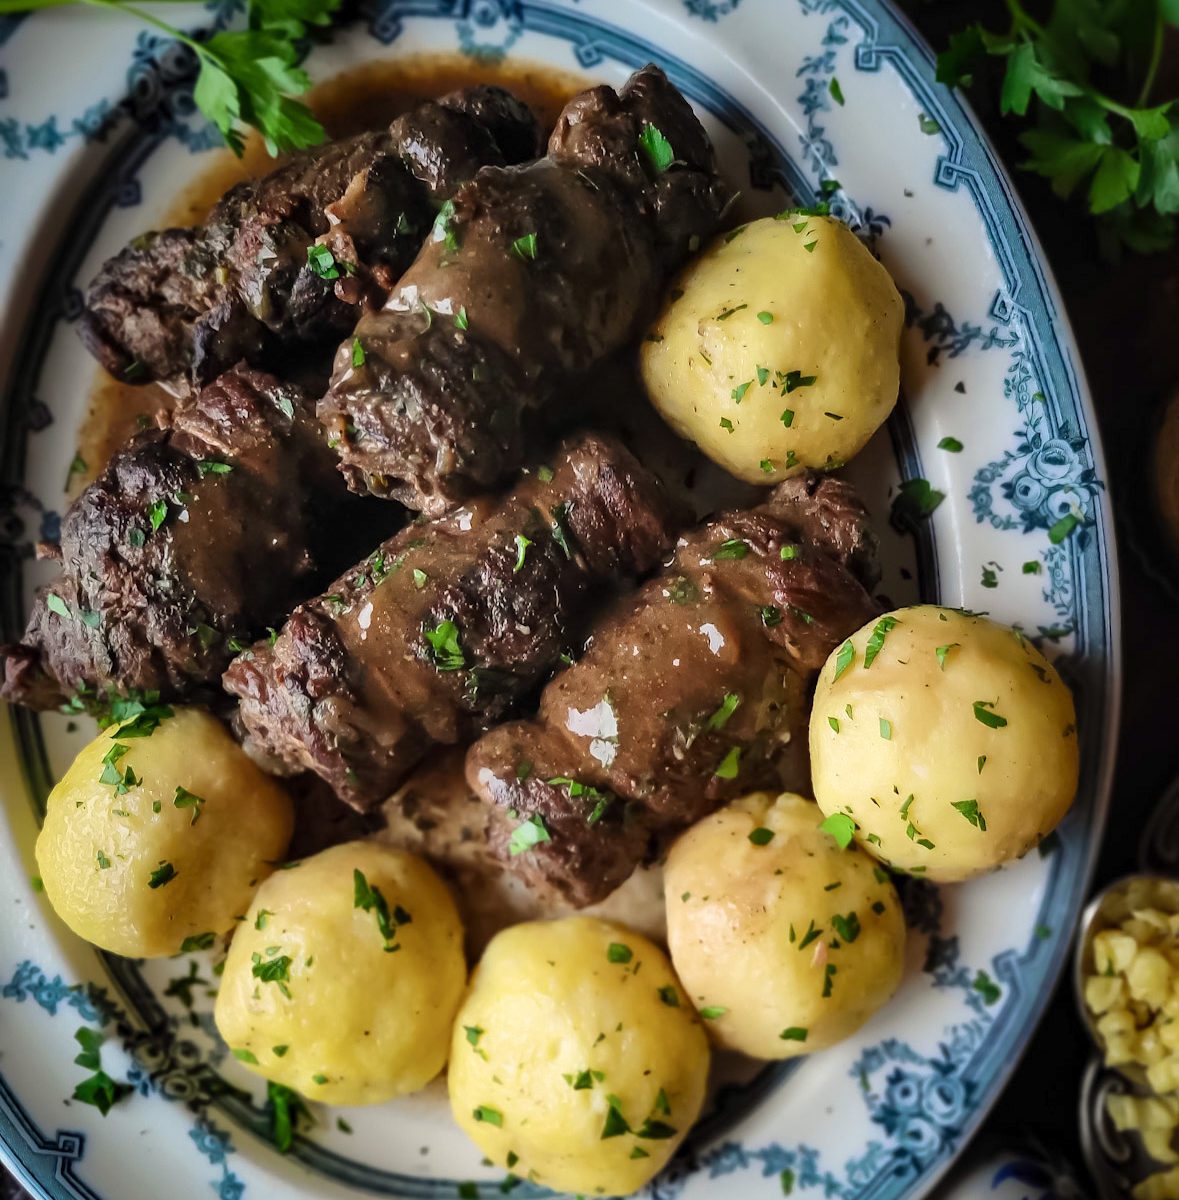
[
  {"left": 78, "top": 88, "right": 542, "bottom": 390},
  {"left": 377, "top": 748, "right": 670, "bottom": 958},
  {"left": 465, "top": 474, "right": 882, "bottom": 907},
  {"left": 319, "top": 63, "right": 732, "bottom": 514},
  {"left": 0, "top": 367, "right": 391, "bottom": 710},
  {"left": 224, "top": 433, "right": 681, "bottom": 811}
]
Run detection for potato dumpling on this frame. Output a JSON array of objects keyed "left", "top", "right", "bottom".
[
  {"left": 810, "top": 606, "right": 1079, "bottom": 882},
  {"left": 448, "top": 916, "right": 709, "bottom": 1197},
  {"left": 665, "top": 791, "right": 905, "bottom": 1058},
  {"left": 640, "top": 214, "right": 902, "bottom": 483},
  {"left": 214, "top": 841, "right": 465, "bottom": 1105},
  {"left": 36, "top": 706, "right": 293, "bottom": 957}
]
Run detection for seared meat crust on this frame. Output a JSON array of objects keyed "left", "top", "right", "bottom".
[
  {"left": 78, "top": 89, "right": 542, "bottom": 389},
  {"left": 0, "top": 367, "right": 390, "bottom": 709},
  {"left": 464, "top": 474, "right": 882, "bottom": 907},
  {"left": 223, "top": 433, "right": 681, "bottom": 811},
  {"left": 320, "top": 64, "right": 732, "bottom": 514}
]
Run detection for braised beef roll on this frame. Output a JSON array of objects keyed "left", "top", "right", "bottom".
[
  {"left": 78, "top": 86, "right": 542, "bottom": 390},
  {"left": 0, "top": 367, "right": 390, "bottom": 711},
  {"left": 464, "top": 474, "right": 882, "bottom": 908},
  {"left": 223, "top": 433, "right": 681, "bottom": 811},
  {"left": 319, "top": 63, "right": 732, "bottom": 515}
]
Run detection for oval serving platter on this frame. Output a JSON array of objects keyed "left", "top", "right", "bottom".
[{"left": 0, "top": 2, "right": 1119, "bottom": 1199}]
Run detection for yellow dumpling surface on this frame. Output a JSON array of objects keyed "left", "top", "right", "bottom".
[
  {"left": 448, "top": 916, "right": 709, "bottom": 1197},
  {"left": 665, "top": 791, "right": 906, "bottom": 1058},
  {"left": 35, "top": 706, "right": 293, "bottom": 957},
  {"left": 810, "top": 606, "right": 1079, "bottom": 881},
  {"left": 214, "top": 841, "right": 466, "bottom": 1105},
  {"left": 640, "top": 214, "right": 902, "bottom": 482}
]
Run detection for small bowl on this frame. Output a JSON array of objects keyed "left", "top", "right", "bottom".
[{"left": 1073, "top": 872, "right": 1179, "bottom": 1088}]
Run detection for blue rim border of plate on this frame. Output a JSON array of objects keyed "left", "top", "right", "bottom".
[{"left": 0, "top": 0, "right": 1119, "bottom": 1197}]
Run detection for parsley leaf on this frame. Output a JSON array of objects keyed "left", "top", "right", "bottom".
[
  {"left": 638, "top": 122, "right": 674, "bottom": 173},
  {"left": 422, "top": 619, "right": 465, "bottom": 671}
]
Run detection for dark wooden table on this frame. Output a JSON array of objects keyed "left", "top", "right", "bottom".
[{"left": 4, "top": 8, "right": 1177, "bottom": 1199}]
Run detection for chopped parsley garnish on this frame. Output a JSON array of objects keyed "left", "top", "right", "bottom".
[
  {"left": 760, "top": 459, "right": 775, "bottom": 473},
  {"left": 566, "top": 1069, "right": 595, "bottom": 1090},
  {"left": 148, "top": 498, "right": 169, "bottom": 532},
  {"left": 756, "top": 310, "right": 774, "bottom": 324},
  {"left": 423, "top": 619, "right": 465, "bottom": 671},
  {"left": 432, "top": 199, "right": 459, "bottom": 251},
  {"left": 714, "top": 538, "right": 749, "bottom": 560},
  {"left": 638, "top": 122, "right": 674, "bottom": 173},
  {"left": 46, "top": 593, "right": 71, "bottom": 619},
  {"left": 267, "top": 1082, "right": 311, "bottom": 1154},
  {"left": 760, "top": 605, "right": 782, "bottom": 627},
  {"left": 705, "top": 692, "right": 741, "bottom": 731},
  {"left": 719, "top": 417, "right": 734, "bottom": 432},
  {"left": 607, "top": 943, "right": 633, "bottom": 964},
  {"left": 833, "top": 640, "right": 855, "bottom": 680},
  {"left": 180, "top": 932, "right": 216, "bottom": 952},
  {"left": 973, "top": 970, "right": 1001, "bottom": 1005},
  {"left": 938, "top": 436, "right": 964, "bottom": 452},
  {"left": 863, "top": 615, "right": 899, "bottom": 668},
  {"left": 513, "top": 533, "right": 531, "bottom": 572},
  {"left": 978, "top": 755, "right": 987, "bottom": 773},
  {"left": 473, "top": 1105, "right": 503, "bottom": 1126},
  {"left": 748, "top": 827, "right": 775, "bottom": 846},
  {"left": 952, "top": 799, "right": 987, "bottom": 830},
  {"left": 780, "top": 370, "right": 817, "bottom": 393},
  {"left": 879, "top": 718, "right": 892, "bottom": 740},
  {"left": 353, "top": 868, "right": 410, "bottom": 952},
  {"left": 550, "top": 502, "right": 576, "bottom": 559},
  {"left": 732, "top": 381, "right": 752, "bottom": 403},
  {"left": 148, "top": 862, "right": 177, "bottom": 889},
  {"left": 658, "top": 985, "right": 680, "bottom": 1007},
  {"left": 306, "top": 243, "right": 340, "bottom": 280},
  {"left": 831, "top": 912, "right": 861, "bottom": 943},
  {"left": 829, "top": 77, "right": 845, "bottom": 105},
  {"left": 536, "top": 464, "right": 554, "bottom": 483},
  {"left": 195, "top": 459, "right": 234, "bottom": 481},
  {"left": 601, "top": 1098, "right": 630, "bottom": 1139},
  {"left": 508, "top": 814, "right": 551, "bottom": 856},
  {"left": 96, "top": 850, "right": 111, "bottom": 869},
  {"left": 713, "top": 746, "right": 741, "bottom": 779},
  {"left": 780, "top": 1027, "right": 808, "bottom": 1042},
  {"left": 935, "top": 643, "right": 958, "bottom": 670},
  {"left": 454, "top": 305, "right": 469, "bottom": 331},
  {"left": 232, "top": 1047, "right": 259, "bottom": 1064},
  {"left": 1023, "top": 560, "right": 1043, "bottom": 575},
  {"left": 351, "top": 337, "right": 365, "bottom": 368},
  {"left": 822, "top": 963, "right": 837, "bottom": 997},
  {"left": 173, "top": 785, "right": 206, "bottom": 825},
  {"left": 890, "top": 478, "right": 946, "bottom": 530},
  {"left": 465, "top": 1025, "right": 484, "bottom": 1047},
  {"left": 716, "top": 303, "right": 748, "bottom": 321},
  {"left": 819, "top": 812, "right": 856, "bottom": 849},
  {"left": 828, "top": 716, "right": 840, "bottom": 733},
  {"left": 511, "top": 232, "right": 538, "bottom": 260},
  {"left": 797, "top": 920, "right": 823, "bottom": 951},
  {"left": 699, "top": 1005, "right": 727, "bottom": 1019},
  {"left": 312, "top": 1074, "right": 329, "bottom": 1085},
  {"left": 252, "top": 950, "right": 294, "bottom": 997},
  {"left": 824, "top": 411, "right": 844, "bottom": 421},
  {"left": 667, "top": 576, "right": 700, "bottom": 605},
  {"left": 972, "top": 700, "right": 1008, "bottom": 728},
  {"left": 1049, "top": 512, "right": 1082, "bottom": 543},
  {"left": 781, "top": 408, "right": 795, "bottom": 427}
]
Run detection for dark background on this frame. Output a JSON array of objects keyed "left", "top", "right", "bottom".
[{"left": 4, "top": 4, "right": 1179, "bottom": 1198}]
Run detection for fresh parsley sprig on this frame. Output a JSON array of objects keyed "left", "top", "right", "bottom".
[
  {"left": 937, "top": 0, "right": 1179, "bottom": 252},
  {"left": 0, "top": 0, "right": 339, "bottom": 156}
]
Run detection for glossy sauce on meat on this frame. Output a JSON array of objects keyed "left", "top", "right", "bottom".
[{"left": 72, "top": 55, "right": 589, "bottom": 490}]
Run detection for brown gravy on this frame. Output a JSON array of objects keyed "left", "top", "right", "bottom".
[{"left": 73, "top": 53, "right": 592, "bottom": 494}]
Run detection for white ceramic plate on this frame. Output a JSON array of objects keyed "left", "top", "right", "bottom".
[{"left": 0, "top": 2, "right": 1119, "bottom": 1198}]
